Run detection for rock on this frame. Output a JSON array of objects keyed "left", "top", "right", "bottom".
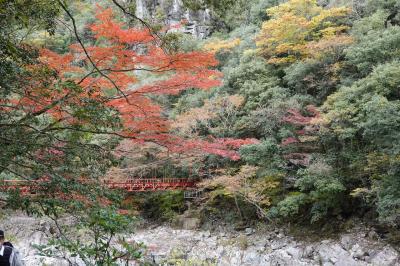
[
  {"left": 340, "top": 235, "right": 355, "bottom": 251},
  {"left": 182, "top": 217, "right": 201, "bottom": 230},
  {"left": 265, "top": 233, "right": 274, "bottom": 240},
  {"left": 203, "top": 230, "right": 211, "bottom": 238},
  {"left": 277, "top": 232, "right": 285, "bottom": 238},
  {"left": 367, "top": 230, "right": 379, "bottom": 240},
  {"left": 2, "top": 212, "right": 400, "bottom": 266},
  {"left": 135, "top": 0, "right": 212, "bottom": 39},
  {"left": 370, "top": 246, "right": 399, "bottom": 266},
  {"left": 330, "top": 257, "right": 338, "bottom": 264},
  {"left": 285, "top": 246, "right": 301, "bottom": 259},
  {"left": 270, "top": 240, "right": 287, "bottom": 250},
  {"left": 242, "top": 248, "right": 261, "bottom": 265},
  {"left": 351, "top": 244, "right": 367, "bottom": 260},
  {"left": 317, "top": 243, "right": 358, "bottom": 266},
  {"left": 302, "top": 245, "right": 315, "bottom": 258},
  {"left": 245, "top": 228, "right": 254, "bottom": 235}
]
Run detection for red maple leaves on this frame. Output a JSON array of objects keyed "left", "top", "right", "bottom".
[
  {"left": 281, "top": 105, "right": 320, "bottom": 166},
  {"left": 9, "top": 7, "right": 252, "bottom": 160}
]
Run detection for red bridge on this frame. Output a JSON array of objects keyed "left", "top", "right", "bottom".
[{"left": 0, "top": 178, "right": 197, "bottom": 194}]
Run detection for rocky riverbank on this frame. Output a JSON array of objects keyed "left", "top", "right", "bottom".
[{"left": 1, "top": 213, "right": 399, "bottom": 265}]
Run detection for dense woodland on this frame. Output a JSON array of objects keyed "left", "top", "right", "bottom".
[{"left": 1, "top": 0, "right": 400, "bottom": 264}]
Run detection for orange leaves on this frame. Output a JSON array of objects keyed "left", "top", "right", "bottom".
[
  {"left": 40, "top": 49, "right": 82, "bottom": 75},
  {"left": 90, "top": 7, "right": 154, "bottom": 44},
  {"left": 4, "top": 6, "right": 256, "bottom": 161},
  {"left": 32, "top": 8, "right": 221, "bottom": 129}
]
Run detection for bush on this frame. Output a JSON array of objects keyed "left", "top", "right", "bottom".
[{"left": 141, "top": 191, "right": 186, "bottom": 222}]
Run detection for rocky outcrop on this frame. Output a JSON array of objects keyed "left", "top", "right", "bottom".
[
  {"left": 132, "top": 227, "right": 400, "bottom": 265},
  {"left": 135, "top": 0, "right": 212, "bottom": 38},
  {"left": 2, "top": 213, "right": 399, "bottom": 265}
]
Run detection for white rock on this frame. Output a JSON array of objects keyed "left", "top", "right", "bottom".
[{"left": 370, "top": 246, "right": 399, "bottom": 266}]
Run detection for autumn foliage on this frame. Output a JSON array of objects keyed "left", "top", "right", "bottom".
[
  {"left": 281, "top": 105, "right": 320, "bottom": 166},
  {"left": 256, "top": 0, "right": 351, "bottom": 64},
  {"left": 6, "top": 7, "right": 251, "bottom": 161}
]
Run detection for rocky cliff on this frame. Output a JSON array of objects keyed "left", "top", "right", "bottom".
[{"left": 135, "top": 0, "right": 212, "bottom": 38}]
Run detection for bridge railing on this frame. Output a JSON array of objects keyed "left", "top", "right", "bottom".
[{"left": 1, "top": 177, "right": 198, "bottom": 193}]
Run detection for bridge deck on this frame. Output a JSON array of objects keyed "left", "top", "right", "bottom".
[{"left": 0, "top": 178, "right": 197, "bottom": 194}]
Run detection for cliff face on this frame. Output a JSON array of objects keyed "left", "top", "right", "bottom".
[{"left": 135, "top": 0, "right": 212, "bottom": 38}]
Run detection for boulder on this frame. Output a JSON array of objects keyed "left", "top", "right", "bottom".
[
  {"left": 182, "top": 217, "right": 201, "bottom": 230},
  {"left": 370, "top": 246, "right": 399, "bottom": 266},
  {"left": 244, "top": 227, "right": 254, "bottom": 235}
]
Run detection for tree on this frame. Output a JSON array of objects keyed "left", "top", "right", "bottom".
[
  {"left": 345, "top": 11, "right": 400, "bottom": 77},
  {"left": 0, "top": 2, "right": 254, "bottom": 263},
  {"left": 256, "top": 0, "right": 351, "bottom": 64}
]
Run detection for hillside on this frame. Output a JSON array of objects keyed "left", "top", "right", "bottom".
[{"left": 1, "top": 0, "right": 400, "bottom": 265}]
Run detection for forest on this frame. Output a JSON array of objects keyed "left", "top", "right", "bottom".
[{"left": 1, "top": 0, "right": 400, "bottom": 265}]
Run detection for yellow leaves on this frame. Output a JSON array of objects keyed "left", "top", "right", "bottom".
[
  {"left": 350, "top": 187, "right": 370, "bottom": 198},
  {"left": 267, "top": 0, "right": 321, "bottom": 18},
  {"left": 310, "top": 7, "right": 350, "bottom": 28},
  {"left": 319, "top": 26, "right": 349, "bottom": 37},
  {"left": 256, "top": 0, "right": 351, "bottom": 64},
  {"left": 365, "top": 152, "right": 395, "bottom": 178},
  {"left": 203, "top": 38, "right": 241, "bottom": 53},
  {"left": 200, "top": 166, "right": 282, "bottom": 209}
]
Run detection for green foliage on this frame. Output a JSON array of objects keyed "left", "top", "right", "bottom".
[
  {"left": 142, "top": 191, "right": 186, "bottom": 222},
  {"left": 377, "top": 166, "right": 400, "bottom": 225},
  {"left": 268, "top": 193, "right": 308, "bottom": 219},
  {"left": 284, "top": 59, "right": 340, "bottom": 101},
  {"left": 34, "top": 205, "right": 143, "bottom": 265},
  {"left": 2, "top": 0, "right": 400, "bottom": 238},
  {"left": 0, "top": 0, "right": 59, "bottom": 93},
  {"left": 173, "top": 0, "right": 400, "bottom": 226},
  {"left": 202, "top": 188, "right": 259, "bottom": 223},
  {"left": 296, "top": 171, "right": 346, "bottom": 223},
  {"left": 322, "top": 61, "right": 400, "bottom": 145},
  {"left": 345, "top": 24, "right": 400, "bottom": 77},
  {"left": 239, "top": 139, "right": 281, "bottom": 167}
]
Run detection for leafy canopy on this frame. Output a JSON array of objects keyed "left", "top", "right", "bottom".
[{"left": 256, "top": 0, "right": 351, "bottom": 64}]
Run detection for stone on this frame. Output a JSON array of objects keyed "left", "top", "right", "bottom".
[
  {"left": 2, "top": 212, "right": 400, "bottom": 266},
  {"left": 245, "top": 227, "right": 254, "bottom": 235},
  {"left": 340, "top": 235, "right": 355, "bottom": 251},
  {"left": 265, "top": 233, "right": 274, "bottom": 240},
  {"left": 351, "top": 244, "right": 366, "bottom": 260},
  {"left": 270, "top": 240, "right": 287, "bottom": 250},
  {"left": 203, "top": 231, "right": 211, "bottom": 238},
  {"left": 302, "top": 245, "right": 315, "bottom": 258},
  {"left": 135, "top": 0, "right": 212, "bottom": 39},
  {"left": 286, "top": 246, "right": 301, "bottom": 259},
  {"left": 317, "top": 243, "right": 358, "bottom": 266},
  {"left": 370, "top": 246, "right": 399, "bottom": 266},
  {"left": 367, "top": 230, "right": 379, "bottom": 240},
  {"left": 242, "top": 248, "right": 261, "bottom": 265},
  {"left": 182, "top": 217, "right": 201, "bottom": 230},
  {"left": 330, "top": 257, "right": 338, "bottom": 264}
]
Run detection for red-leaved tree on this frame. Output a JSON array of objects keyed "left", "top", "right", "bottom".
[{"left": 281, "top": 105, "right": 320, "bottom": 166}]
